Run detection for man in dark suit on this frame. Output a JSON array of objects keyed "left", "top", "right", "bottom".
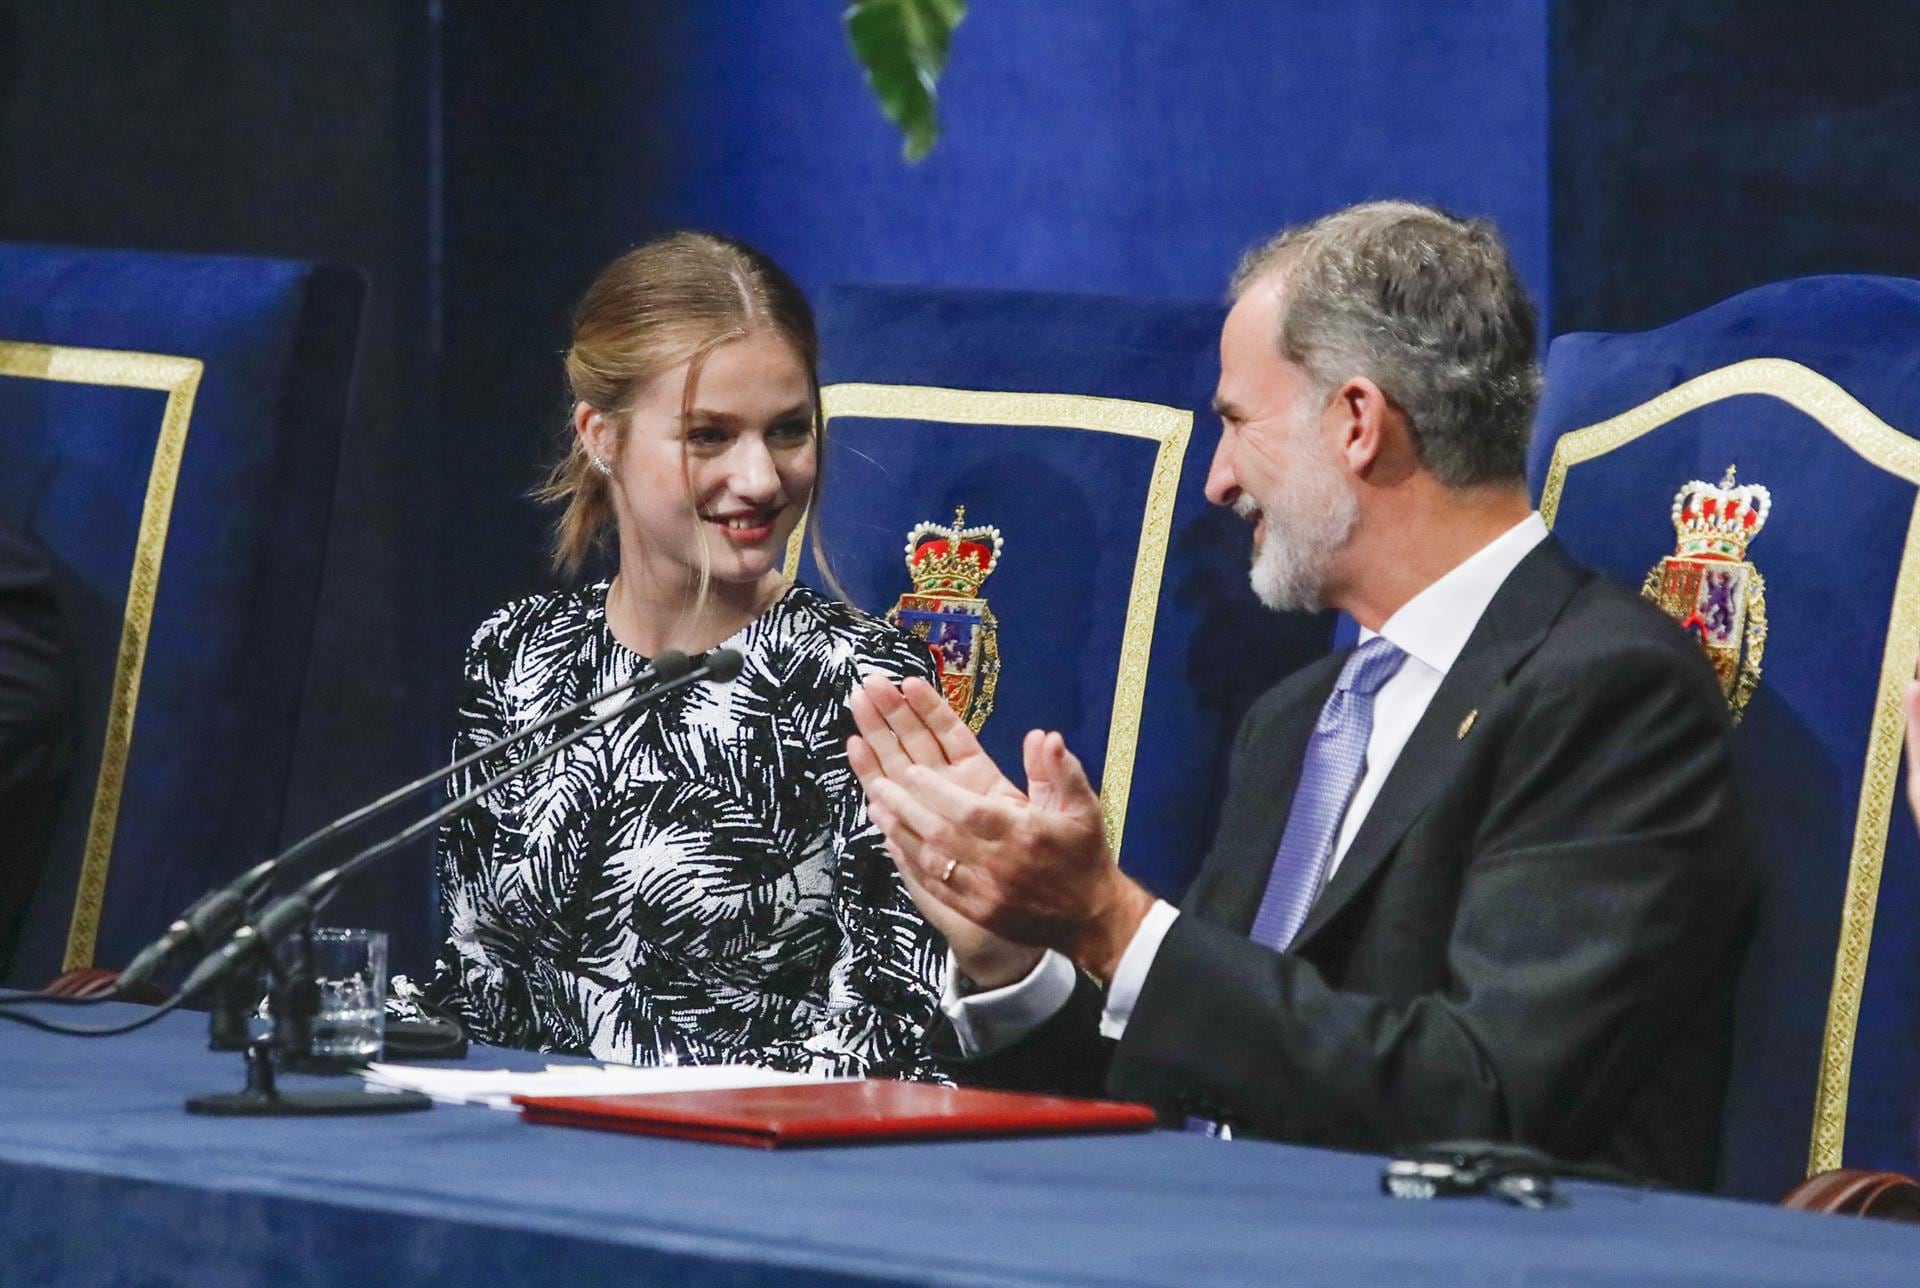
[
  {"left": 848, "top": 201, "right": 1749, "bottom": 1189},
  {"left": 0, "top": 519, "right": 71, "bottom": 978}
]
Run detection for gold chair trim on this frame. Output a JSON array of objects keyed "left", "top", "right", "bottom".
[
  {"left": 787, "top": 383, "right": 1194, "bottom": 862},
  {"left": 1539, "top": 356, "right": 1920, "bottom": 1176},
  {"left": 0, "top": 341, "right": 204, "bottom": 972}
]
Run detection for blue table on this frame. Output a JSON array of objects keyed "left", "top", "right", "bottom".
[{"left": 2, "top": 1004, "right": 1915, "bottom": 1286}]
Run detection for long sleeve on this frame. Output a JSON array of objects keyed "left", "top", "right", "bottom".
[
  {"left": 408, "top": 584, "right": 965, "bottom": 1072},
  {"left": 939, "top": 898, "right": 1176, "bottom": 1056},
  {"left": 1112, "top": 632, "right": 1747, "bottom": 1164},
  {"left": 749, "top": 628, "right": 948, "bottom": 1079},
  {"left": 402, "top": 608, "right": 526, "bottom": 1040}
]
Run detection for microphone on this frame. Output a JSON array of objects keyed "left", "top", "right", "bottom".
[
  {"left": 703, "top": 646, "right": 745, "bottom": 683},
  {"left": 176, "top": 646, "right": 741, "bottom": 1004},
  {"left": 119, "top": 884, "right": 257, "bottom": 994},
  {"left": 114, "top": 649, "right": 696, "bottom": 992}
]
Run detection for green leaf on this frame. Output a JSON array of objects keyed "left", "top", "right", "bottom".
[{"left": 843, "top": 0, "right": 968, "bottom": 163}]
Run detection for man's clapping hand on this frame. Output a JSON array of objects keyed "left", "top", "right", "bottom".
[{"left": 847, "top": 676, "right": 1155, "bottom": 987}]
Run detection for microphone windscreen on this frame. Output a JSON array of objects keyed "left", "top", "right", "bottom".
[
  {"left": 704, "top": 647, "right": 745, "bottom": 682},
  {"left": 651, "top": 649, "right": 694, "bottom": 682}
]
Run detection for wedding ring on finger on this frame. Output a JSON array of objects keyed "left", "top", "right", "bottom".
[{"left": 940, "top": 858, "right": 959, "bottom": 883}]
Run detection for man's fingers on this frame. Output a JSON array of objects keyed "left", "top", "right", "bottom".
[
  {"left": 866, "top": 791, "right": 933, "bottom": 867},
  {"left": 872, "top": 782, "right": 1027, "bottom": 950},
  {"left": 867, "top": 779, "right": 960, "bottom": 902},
  {"left": 878, "top": 823, "right": 982, "bottom": 926},
  {"left": 895, "top": 845, "right": 983, "bottom": 914},
  {"left": 867, "top": 771, "right": 960, "bottom": 859},
  {"left": 863, "top": 675, "right": 952, "bottom": 768},
  {"left": 1045, "top": 732, "right": 1099, "bottom": 804},
  {"left": 1026, "top": 730, "right": 1100, "bottom": 817},
  {"left": 901, "top": 763, "right": 1016, "bottom": 841},
  {"left": 900, "top": 677, "right": 990, "bottom": 767},
  {"left": 846, "top": 734, "right": 882, "bottom": 790},
  {"left": 1024, "top": 729, "right": 1058, "bottom": 810},
  {"left": 850, "top": 685, "right": 913, "bottom": 779}
]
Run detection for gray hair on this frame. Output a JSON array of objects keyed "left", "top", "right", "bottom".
[{"left": 1232, "top": 201, "right": 1540, "bottom": 489}]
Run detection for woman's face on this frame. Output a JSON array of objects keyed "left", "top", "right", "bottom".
[{"left": 589, "top": 330, "right": 817, "bottom": 596}]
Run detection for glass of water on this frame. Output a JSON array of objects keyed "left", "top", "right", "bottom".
[{"left": 302, "top": 927, "right": 387, "bottom": 1066}]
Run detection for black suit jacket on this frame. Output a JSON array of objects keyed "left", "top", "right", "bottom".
[
  {"left": 954, "top": 536, "right": 1750, "bottom": 1189},
  {"left": 0, "top": 522, "right": 72, "bottom": 977}
]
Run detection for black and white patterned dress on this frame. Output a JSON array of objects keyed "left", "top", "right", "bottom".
[{"left": 412, "top": 581, "right": 946, "bottom": 1076}]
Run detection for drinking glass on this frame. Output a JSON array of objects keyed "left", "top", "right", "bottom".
[{"left": 301, "top": 927, "right": 387, "bottom": 1066}]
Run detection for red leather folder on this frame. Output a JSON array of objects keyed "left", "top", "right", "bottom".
[{"left": 514, "top": 1080, "right": 1158, "bottom": 1147}]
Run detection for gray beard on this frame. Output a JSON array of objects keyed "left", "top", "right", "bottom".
[{"left": 1239, "top": 441, "right": 1357, "bottom": 614}]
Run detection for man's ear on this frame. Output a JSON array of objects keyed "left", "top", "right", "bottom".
[
  {"left": 1333, "top": 378, "right": 1383, "bottom": 474},
  {"left": 1336, "top": 378, "right": 1412, "bottom": 484}
]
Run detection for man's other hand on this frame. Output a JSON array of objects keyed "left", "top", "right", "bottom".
[{"left": 848, "top": 676, "right": 1154, "bottom": 984}]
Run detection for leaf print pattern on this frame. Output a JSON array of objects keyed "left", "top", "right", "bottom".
[{"left": 415, "top": 582, "right": 947, "bottom": 1077}]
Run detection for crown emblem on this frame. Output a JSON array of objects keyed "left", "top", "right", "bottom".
[
  {"left": 903, "top": 506, "right": 1004, "bottom": 597},
  {"left": 889, "top": 506, "right": 1003, "bottom": 731},
  {"left": 1644, "top": 465, "right": 1770, "bottom": 721},
  {"left": 1671, "top": 465, "right": 1771, "bottom": 562}
]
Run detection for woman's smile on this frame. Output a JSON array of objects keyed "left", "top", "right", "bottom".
[{"left": 704, "top": 505, "right": 784, "bottom": 545}]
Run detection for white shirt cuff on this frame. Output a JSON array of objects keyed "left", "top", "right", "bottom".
[
  {"left": 942, "top": 948, "right": 1078, "bottom": 1058},
  {"left": 1099, "top": 899, "right": 1180, "bottom": 1040}
]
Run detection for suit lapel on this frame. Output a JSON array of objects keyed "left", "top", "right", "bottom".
[{"left": 1288, "top": 538, "right": 1591, "bottom": 949}]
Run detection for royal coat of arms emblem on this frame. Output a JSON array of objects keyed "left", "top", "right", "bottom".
[
  {"left": 1642, "top": 465, "right": 1770, "bottom": 721},
  {"left": 888, "top": 506, "right": 1003, "bottom": 731}
]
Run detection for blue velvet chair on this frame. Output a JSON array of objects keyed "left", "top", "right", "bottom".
[
  {"left": 788, "top": 284, "right": 1332, "bottom": 903},
  {"left": 0, "top": 244, "right": 363, "bottom": 986},
  {"left": 1528, "top": 274, "right": 1920, "bottom": 1198}
]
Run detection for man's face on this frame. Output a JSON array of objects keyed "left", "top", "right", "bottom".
[{"left": 1205, "top": 279, "right": 1357, "bottom": 613}]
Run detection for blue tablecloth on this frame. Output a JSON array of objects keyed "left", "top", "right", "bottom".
[{"left": 1, "top": 1004, "right": 1915, "bottom": 1286}]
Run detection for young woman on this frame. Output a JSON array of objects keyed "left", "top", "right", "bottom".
[{"left": 408, "top": 233, "right": 942, "bottom": 1075}]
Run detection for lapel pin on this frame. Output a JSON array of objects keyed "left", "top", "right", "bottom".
[{"left": 1456, "top": 709, "right": 1478, "bottom": 740}]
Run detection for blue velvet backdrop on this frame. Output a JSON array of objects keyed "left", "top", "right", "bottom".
[
  {"left": 1551, "top": 1, "right": 1920, "bottom": 334},
  {"left": 1528, "top": 275, "right": 1920, "bottom": 1198},
  {"left": 10, "top": 8, "right": 1916, "bottom": 976},
  {"left": 3, "top": 0, "right": 1916, "bottom": 1201},
  {"left": 433, "top": 0, "right": 1557, "bottom": 951},
  {"left": 0, "top": 244, "right": 361, "bottom": 985},
  {"left": 806, "top": 285, "right": 1332, "bottom": 899},
  {"left": 639, "top": 0, "right": 1550, "bottom": 309}
]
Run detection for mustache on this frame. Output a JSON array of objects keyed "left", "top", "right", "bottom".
[{"left": 1232, "top": 496, "right": 1261, "bottom": 522}]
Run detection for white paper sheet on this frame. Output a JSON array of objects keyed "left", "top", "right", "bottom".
[{"left": 359, "top": 1061, "right": 838, "bottom": 1109}]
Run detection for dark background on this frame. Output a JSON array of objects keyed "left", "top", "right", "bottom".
[{"left": 2, "top": 0, "right": 1915, "bottom": 969}]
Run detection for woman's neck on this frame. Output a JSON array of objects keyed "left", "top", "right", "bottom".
[{"left": 603, "top": 567, "right": 788, "bottom": 659}]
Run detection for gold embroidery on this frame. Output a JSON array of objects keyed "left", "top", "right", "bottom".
[
  {"left": 1641, "top": 467, "right": 1771, "bottom": 721},
  {"left": 1540, "top": 357, "right": 1919, "bottom": 1174},
  {"left": 790, "top": 384, "right": 1193, "bottom": 861},
  {"left": 891, "top": 506, "right": 1004, "bottom": 730},
  {"left": 0, "top": 341, "right": 203, "bottom": 971}
]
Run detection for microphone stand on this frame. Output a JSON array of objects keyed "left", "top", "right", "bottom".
[
  {"left": 188, "top": 918, "right": 419, "bottom": 1116},
  {"left": 101, "top": 652, "right": 696, "bottom": 1003},
  {"left": 116, "top": 654, "right": 694, "bottom": 1062},
  {"left": 182, "top": 647, "right": 742, "bottom": 1116}
]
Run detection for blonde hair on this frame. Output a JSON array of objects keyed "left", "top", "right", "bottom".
[{"left": 539, "top": 231, "right": 842, "bottom": 596}]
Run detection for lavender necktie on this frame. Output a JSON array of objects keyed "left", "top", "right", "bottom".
[{"left": 1246, "top": 636, "right": 1407, "bottom": 951}]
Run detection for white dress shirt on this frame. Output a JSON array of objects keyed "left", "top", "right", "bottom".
[{"left": 944, "top": 512, "right": 1551, "bottom": 1055}]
